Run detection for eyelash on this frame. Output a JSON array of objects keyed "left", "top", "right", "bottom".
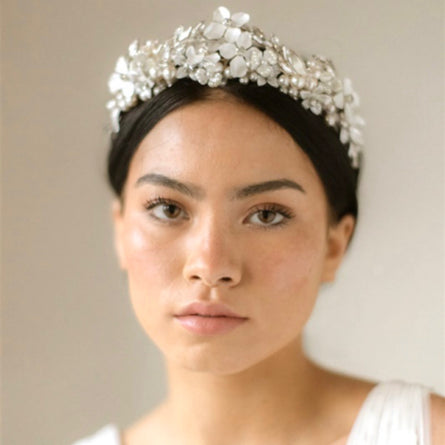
[{"left": 143, "top": 196, "right": 295, "bottom": 229}]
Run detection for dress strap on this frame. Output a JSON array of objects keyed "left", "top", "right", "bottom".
[
  {"left": 71, "top": 423, "right": 121, "bottom": 445},
  {"left": 346, "top": 380, "right": 432, "bottom": 445}
]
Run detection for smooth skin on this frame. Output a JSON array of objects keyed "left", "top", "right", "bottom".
[{"left": 112, "top": 96, "right": 445, "bottom": 445}]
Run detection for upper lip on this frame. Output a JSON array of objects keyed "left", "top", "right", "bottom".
[{"left": 175, "top": 302, "right": 247, "bottom": 318}]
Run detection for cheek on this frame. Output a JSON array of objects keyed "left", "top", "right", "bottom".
[
  {"left": 248, "top": 229, "right": 326, "bottom": 329},
  {"left": 253, "top": 229, "right": 325, "bottom": 294},
  {"left": 121, "top": 219, "right": 182, "bottom": 326}
]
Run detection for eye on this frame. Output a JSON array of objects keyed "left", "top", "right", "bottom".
[
  {"left": 144, "top": 197, "right": 187, "bottom": 222},
  {"left": 247, "top": 204, "right": 294, "bottom": 228}
]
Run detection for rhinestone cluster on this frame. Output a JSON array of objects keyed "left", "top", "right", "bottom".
[{"left": 106, "top": 6, "right": 364, "bottom": 169}]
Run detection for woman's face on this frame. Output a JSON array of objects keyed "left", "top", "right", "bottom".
[{"left": 113, "top": 98, "right": 354, "bottom": 375}]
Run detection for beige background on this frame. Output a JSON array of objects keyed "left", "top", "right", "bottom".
[{"left": 2, "top": 0, "right": 444, "bottom": 444}]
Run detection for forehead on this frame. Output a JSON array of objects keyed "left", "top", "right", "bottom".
[{"left": 127, "top": 99, "right": 323, "bottom": 196}]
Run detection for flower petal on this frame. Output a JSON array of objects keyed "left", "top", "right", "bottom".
[
  {"left": 237, "top": 31, "right": 252, "bottom": 49},
  {"left": 231, "top": 12, "right": 250, "bottom": 27},
  {"left": 204, "top": 22, "right": 226, "bottom": 39},
  {"left": 230, "top": 55, "right": 248, "bottom": 77},
  {"left": 213, "top": 6, "right": 230, "bottom": 23},
  {"left": 219, "top": 42, "right": 237, "bottom": 59},
  {"left": 225, "top": 27, "right": 241, "bottom": 43}
]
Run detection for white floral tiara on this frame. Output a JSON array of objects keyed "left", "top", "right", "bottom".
[{"left": 106, "top": 6, "right": 364, "bottom": 169}]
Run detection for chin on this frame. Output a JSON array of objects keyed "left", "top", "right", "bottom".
[{"left": 165, "top": 341, "right": 265, "bottom": 376}]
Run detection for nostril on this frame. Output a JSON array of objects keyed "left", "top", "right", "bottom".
[{"left": 220, "top": 277, "right": 232, "bottom": 282}]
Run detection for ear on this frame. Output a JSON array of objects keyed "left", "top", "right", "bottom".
[
  {"left": 111, "top": 199, "right": 128, "bottom": 270},
  {"left": 321, "top": 214, "right": 355, "bottom": 283}
]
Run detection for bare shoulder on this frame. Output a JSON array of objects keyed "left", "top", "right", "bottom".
[
  {"left": 431, "top": 392, "right": 445, "bottom": 445},
  {"left": 310, "top": 364, "right": 378, "bottom": 445}
]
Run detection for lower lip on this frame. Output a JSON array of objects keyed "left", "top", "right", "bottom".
[{"left": 174, "top": 315, "right": 247, "bottom": 335}]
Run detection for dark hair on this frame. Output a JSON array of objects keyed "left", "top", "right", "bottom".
[{"left": 107, "top": 78, "right": 360, "bottom": 226}]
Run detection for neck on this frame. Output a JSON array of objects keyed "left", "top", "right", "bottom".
[{"left": 160, "top": 336, "right": 330, "bottom": 445}]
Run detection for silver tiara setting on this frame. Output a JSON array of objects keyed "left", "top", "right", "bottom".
[{"left": 106, "top": 6, "right": 364, "bottom": 169}]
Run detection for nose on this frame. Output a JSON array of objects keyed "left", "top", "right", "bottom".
[{"left": 182, "top": 217, "right": 242, "bottom": 288}]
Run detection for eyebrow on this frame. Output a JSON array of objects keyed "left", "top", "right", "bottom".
[{"left": 135, "top": 173, "right": 306, "bottom": 200}]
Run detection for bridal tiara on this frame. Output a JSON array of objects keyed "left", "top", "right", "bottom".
[{"left": 106, "top": 6, "right": 364, "bottom": 169}]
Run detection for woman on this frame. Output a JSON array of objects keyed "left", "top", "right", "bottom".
[{"left": 74, "top": 6, "right": 444, "bottom": 445}]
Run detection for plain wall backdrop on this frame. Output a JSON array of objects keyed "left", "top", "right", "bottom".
[{"left": 1, "top": 0, "right": 444, "bottom": 444}]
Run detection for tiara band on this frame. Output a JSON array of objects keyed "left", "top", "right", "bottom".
[{"left": 106, "top": 6, "right": 364, "bottom": 169}]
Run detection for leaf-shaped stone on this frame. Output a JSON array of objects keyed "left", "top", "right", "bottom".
[
  {"left": 310, "top": 102, "right": 322, "bottom": 115},
  {"left": 340, "top": 127, "right": 350, "bottom": 144},
  {"left": 283, "top": 47, "right": 306, "bottom": 75},
  {"left": 219, "top": 42, "right": 237, "bottom": 59},
  {"left": 225, "top": 27, "right": 241, "bottom": 43},
  {"left": 230, "top": 55, "right": 248, "bottom": 78},
  {"left": 333, "top": 92, "right": 344, "bottom": 109},
  {"left": 343, "top": 78, "right": 353, "bottom": 95},
  {"left": 186, "top": 46, "right": 204, "bottom": 66},
  {"left": 121, "top": 80, "right": 135, "bottom": 99},
  {"left": 128, "top": 40, "right": 139, "bottom": 57},
  {"left": 204, "top": 22, "right": 226, "bottom": 40},
  {"left": 176, "top": 25, "right": 192, "bottom": 42},
  {"left": 213, "top": 6, "right": 230, "bottom": 23},
  {"left": 176, "top": 66, "right": 188, "bottom": 78},
  {"left": 257, "top": 76, "right": 267, "bottom": 86},
  {"left": 349, "top": 127, "right": 363, "bottom": 144},
  {"left": 106, "top": 99, "right": 116, "bottom": 110},
  {"left": 115, "top": 56, "right": 129, "bottom": 75},
  {"left": 231, "top": 12, "right": 250, "bottom": 27},
  {"left": 267, "top": 76, "right": 279, "bottom": 88},
  {"left": 108, "top": 74, "right": 124, "bottom": 94}
]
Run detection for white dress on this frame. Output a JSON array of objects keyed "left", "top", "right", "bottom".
[{"left": 72, "top": 380, "right": 432, "bottom": 445}]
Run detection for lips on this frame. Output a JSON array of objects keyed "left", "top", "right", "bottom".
[
  {"left": 175, "top": 302, "right": 246, "bottom": 318},
  {"left": 174, "top": 302, "right": 248, "bottom": 335}
]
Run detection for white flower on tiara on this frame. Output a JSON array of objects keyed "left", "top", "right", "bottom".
[{"left": 106, "top": 6, "right": 365, "bottom": 169}]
